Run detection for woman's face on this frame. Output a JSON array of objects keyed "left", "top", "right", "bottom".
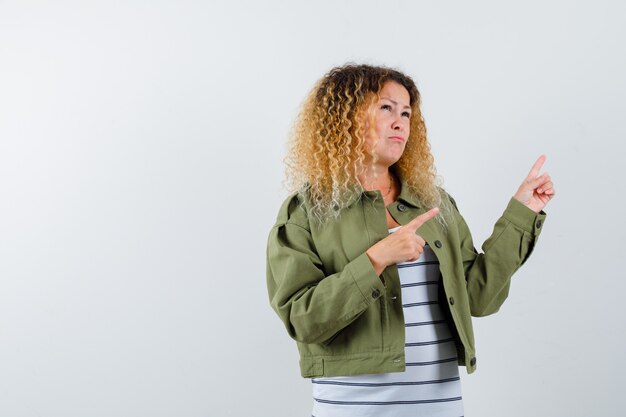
[{"left": 363, "top": 81, "right": 412, "bottom": 168}]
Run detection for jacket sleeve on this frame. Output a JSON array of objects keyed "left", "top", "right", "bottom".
[
  {"left": 266, "top": 210, "right": 386, "bottom": 345},
  {"left": 450, "top": 195, "right": 547, "bottom": 317}
]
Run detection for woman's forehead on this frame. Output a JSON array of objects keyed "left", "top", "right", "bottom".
[{"left": 379, "top": 81, "right": 411, "bottom": 107}]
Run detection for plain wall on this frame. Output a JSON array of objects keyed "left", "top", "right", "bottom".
[{"left": 1, "top": 1, "right": 624, "bottom": 416}]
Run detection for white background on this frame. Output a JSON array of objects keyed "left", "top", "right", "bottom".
[{"left": 1, "top": 1, "right": 624, "bottom": 416}]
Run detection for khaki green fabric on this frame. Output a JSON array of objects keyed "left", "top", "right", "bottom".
[{"left": 266, "top": 176, "right": 546, "bottom": 378}]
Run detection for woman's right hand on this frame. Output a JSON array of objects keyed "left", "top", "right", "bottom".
[{"left": 365, "top": 207, "right": 440, "bottom": 276}]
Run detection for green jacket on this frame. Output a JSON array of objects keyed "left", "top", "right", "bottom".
[{"left": 266, "top": 177, "right": 546, "bottom": 378}]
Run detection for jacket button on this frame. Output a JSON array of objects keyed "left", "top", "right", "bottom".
[
  {"left": 398, "top": 203, "right": 407, "bottom": 212},
  {"left": 449, "top": 297, "right": 455, "bottom": 305},
  {"left": 372, "top": 289, "right": 381, "bottom": 299},
  {"left": 434, "top": 240, "right": 442, "bottom": 248},
  {"left": 470, "top": 357, "right": 476, "bottom": 366},
  {"left": 536, "top": 219, "right": 542, "bottom": 228}
]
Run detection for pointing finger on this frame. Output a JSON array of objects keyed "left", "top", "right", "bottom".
[
  {"left": 526, "top": 154, "right": 546, "bottom": 180},
  {"left": 405, "top": 207, "right": 439, "bottom": 231}
]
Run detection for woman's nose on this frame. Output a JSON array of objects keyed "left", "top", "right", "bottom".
[{"left": 392, "top": 117, "right": 404, "bottom": 131}]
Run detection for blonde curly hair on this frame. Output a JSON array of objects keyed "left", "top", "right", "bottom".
[{"left": 285, "top": 64, "right": 452, "bottom": 226}]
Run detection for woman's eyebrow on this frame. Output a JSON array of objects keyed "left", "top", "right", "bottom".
[{"left": 380, "top": 97, "right": 411, "bottom": 110}]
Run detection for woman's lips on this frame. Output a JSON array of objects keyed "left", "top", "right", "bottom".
[{"left": 389, "top": 136, "right": 405, "bottom": 142}]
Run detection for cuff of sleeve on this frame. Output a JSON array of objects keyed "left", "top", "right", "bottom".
[
  {"left": 346, "top": 252, "right": 387, "bottom": 305},
  {"left": 503, "top": 197, "right": 547, "bottom": 235}
]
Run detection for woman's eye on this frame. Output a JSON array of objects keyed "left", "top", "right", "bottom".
[
  {"left": 380, "top": 104, "right": 392, "bottom": 111},
  {"left": 402, "top": 111, "right": 411, "bottom": 118}
]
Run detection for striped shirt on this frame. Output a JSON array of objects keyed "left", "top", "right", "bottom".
[{"left": 311, "top": 227, "right": 464, "bottom": 417}]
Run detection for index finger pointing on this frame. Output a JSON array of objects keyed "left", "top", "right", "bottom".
[
  {"left": 405, "top": 207, "right": 439, "bottom": 231},
  {"left": 526, "top": 154, "right": 546, "bottom": 179}
]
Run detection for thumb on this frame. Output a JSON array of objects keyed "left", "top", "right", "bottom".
[{"left": 405, "top": 207, "right": 439, "bottom": 231}]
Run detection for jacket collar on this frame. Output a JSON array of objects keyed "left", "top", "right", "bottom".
[{"left": 396, "top": 173, "right": 422, "bottom": 209}]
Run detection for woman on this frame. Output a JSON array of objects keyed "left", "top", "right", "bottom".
[{"left": 266, "top": 64, "right": 554, "bottom": 417}]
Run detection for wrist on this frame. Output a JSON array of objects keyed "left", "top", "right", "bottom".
[{"left": 366, "top": 247, "right": 387, "bottom": 276}]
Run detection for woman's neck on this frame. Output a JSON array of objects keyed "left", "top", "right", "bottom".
[{"left": 358, "top": 167, "right": 395, "bottom": 193}]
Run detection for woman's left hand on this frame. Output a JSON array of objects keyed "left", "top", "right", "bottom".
[{"left": 513, "top": 155, "right": 555, "bottom": 213}]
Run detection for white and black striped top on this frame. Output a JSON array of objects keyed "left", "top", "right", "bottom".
[{"left": 310, "top": 227, "right": 464, "bottom": 417}]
